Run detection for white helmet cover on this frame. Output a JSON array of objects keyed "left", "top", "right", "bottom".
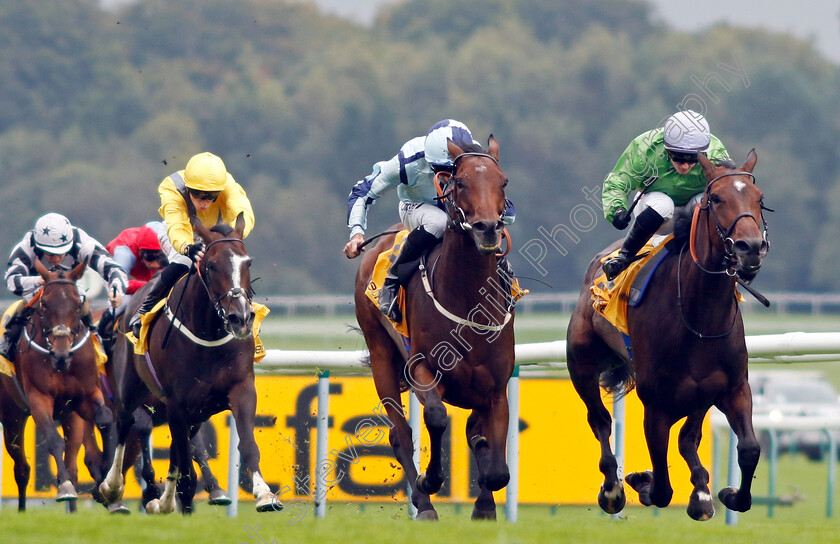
[
  {"left": 34, "top": 213, "right": 74, "bottom": 254},
  {"left": 663, "top": 110, "right": 711, "bottom": 152},
  {"left": 424, "top": 119, "right": 475, "bottom": 169}
]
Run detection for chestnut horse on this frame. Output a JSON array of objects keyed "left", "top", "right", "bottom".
[
  {"left": 566, "top": 151, "right": 770, "bottom": 520},
  {"left": 0, "top": 260, "right": 115, "bottom": 511},
  {"left": 355, "top": 137, "right": 515, "bottom": 520},
  {"left": 99, "top": 215, "right": 277, "bottom": 514}
]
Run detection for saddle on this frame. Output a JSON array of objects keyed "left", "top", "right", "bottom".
[
  {"left": 365, "top": 230, "right": 527, "bottom": 337},
  {"left": 590, "top": 235, "right": 672, "bottom": 335},
  {"left": 127, "top": 282, "right": 269, "bottom": 361}
]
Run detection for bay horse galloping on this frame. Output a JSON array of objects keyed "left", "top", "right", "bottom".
[
  {"left": 355, "top": 137, "right": 515, "bottom": 520},
  {"left": 100, "top": 215, "right": 277, "bottom": 514},
  {"left": 0, "top": 260, "right": 115, "bottom": 511},
  {"left": 567, "top": 150, "right": 770, "bottom": 520}
]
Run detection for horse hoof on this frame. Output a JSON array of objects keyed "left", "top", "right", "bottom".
[
  {"left": 208, "top": 489, "right": 232, "bottom": 506},
  {"left": 415, "top": 509, "right": 439, "bottom": 521},
  {"left": 625, "top": 471, "right": 654, "bottom": 506},
  {"left": 108, "top": 502, "right": 131, "bottom": 515},
  {"left": 687, "top": 491, "right": 715, "bottom": 521},
  {"left": 146, "top": 499, "right": 161, "bottom": 514},
  {"left": 718, "top": 487, "right": 750, "bottom": 512},
  {"left": 99, "top": 479, "right": 124, "bottom": 504},
  {"left": 416, "top": 473, "right": 443, "bottom": 495},
  {"left": 597, "top": 483, "right": 626, "bottom": 514},
  {"left": 56, "top": 481, "right": 78, "bottom": 502},
  {"left": 471, "top": 507, "right": 496, "bottom": 521},
  {"left": 256, "top": 492, "right": 283, "bottom": 512}
]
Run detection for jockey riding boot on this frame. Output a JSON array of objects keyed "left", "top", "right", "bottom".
[
  {"left": 378, "top": 226, "right": 439, "bottom": 322},
  {"left": 602, "top": 207, "right": 666, "bottom": 281},
  {"left": 129, "top": 262, "right": 190, "bottom": 338},
  {"left": 97, "top": 307, "right": 115, "bottom": 344},
  {"left": 0, "top": 306, "right": 34, "bottom": 362}
]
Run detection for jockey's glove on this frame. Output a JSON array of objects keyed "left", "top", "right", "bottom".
[
  {"left": 612, "top": 208, "right": 631, "bottom": 230},
  {"left": 183, "top": 243, "right": 205, "bottom": 263}
]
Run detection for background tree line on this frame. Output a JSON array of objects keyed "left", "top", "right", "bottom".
[{"left": 1, "top": 0, "right": 838, "bottom": 295}]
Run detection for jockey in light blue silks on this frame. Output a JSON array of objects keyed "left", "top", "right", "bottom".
[{"left": 343, "top": 119, "right": 515, "bottom": 322}]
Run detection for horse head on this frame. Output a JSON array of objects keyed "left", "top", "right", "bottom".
[
  {"left": 33, "top": 258, "right": 87, "bottom": 372},
  {"left": 697, "top": 149, "right": 770, "bottom": 282},
  {"left": 444, "top": 136, "right": 508, "bottom": 254},
  {"left": 192, "top": 213, "right": 255, "bottom": 339}
]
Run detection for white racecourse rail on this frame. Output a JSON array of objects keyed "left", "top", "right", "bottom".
[{"left": 235, "top": 332, "right": 840, "bottom": 521}]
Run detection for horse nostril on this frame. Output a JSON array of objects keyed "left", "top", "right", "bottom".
[{"left": 733, "top": 239, "right": 765, "bottom": 256}]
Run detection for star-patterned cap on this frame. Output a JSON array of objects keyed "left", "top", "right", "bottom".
[{"left": 33, "top": 213, "right": 74, "bottom": 255}]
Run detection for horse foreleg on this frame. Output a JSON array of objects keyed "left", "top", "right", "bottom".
[
  {"left": 413, "top": 373, "right": 448, "bottom": 497},
  {"left": 28, "top": 393, "right": 77, "bottom": 502},
  {"left": 2, "top": 407, "right": 31, "bottom": 511},
  {"left": 678, "top": 411, "right": 715, "bottom": 521},
  {"left": 628, "top": 407, "right": 673, "bottom": 508},
  {"left": 62, "top": 413, "right": 85, "bottom": 513},
  {"left": 568, "top": 365, "right": 624, "bottom": 514},
  {"left": 716, "top": 383, "right": 760, "bottom": 513},
  {"left": 169, "top": 411, "right": 196, "bottom": 515},
  {"left": 466, "top": 396, "right": 511, "bottom": 521},
  {"left": 191, "top": 423, "right": 231, "bottom": 505},
  {"left": 229, "top": 380, "right": 278, "bottom": 513}
]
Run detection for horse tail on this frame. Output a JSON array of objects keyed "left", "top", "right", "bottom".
[{"left": 599, "top": 362, "right": 636, "bottom": 399}]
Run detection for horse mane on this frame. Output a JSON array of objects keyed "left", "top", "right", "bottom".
[
  {"left": 210, "top": 223, "right": 234, "bottom": 236},
  {"left": 459, "top": 141, "right": 486, "bottom": 154}
]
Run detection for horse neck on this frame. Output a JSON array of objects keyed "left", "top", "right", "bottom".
[
  {"left": 176, "top": 272, "right": 223, "bottom": 332},
  {"left": 681, "top": 211, "right": 738, "bottom": 320},
  {"left": 435, "top": 229, "right": 506, "bottom": 313}
]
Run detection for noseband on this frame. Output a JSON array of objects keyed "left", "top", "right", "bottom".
[
  {"left": 692, "top": 172, "right": 771, "bottom": 277},
  {"left": 197, "top": 238, "right": 253, "bottom": 324}
]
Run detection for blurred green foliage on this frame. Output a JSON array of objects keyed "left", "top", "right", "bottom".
[{"left": 1, "top": 0, "right": 838, "bottom": 294}]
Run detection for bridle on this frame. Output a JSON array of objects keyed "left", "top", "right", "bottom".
[
  {"left": 434, "top": 152, "right": 503, "bottom": 233},
  {"left": 690, "top": 171, "right": 771, "bottom": 277},
  {"left": 23, "top": 278, "right": 90, "bottom": 366},
  {"left": 196, "top": 237, "right": 253, "bottom": 325},
  {"left": 679, "top": 171, "right": 773, "bottom": 338}
]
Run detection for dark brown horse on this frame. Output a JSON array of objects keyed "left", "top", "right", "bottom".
[
  {"left": 99, "top": 215, "right": 277, "bottom": 514},
  {"left": 92, "top": 307, "right": 231, "bottom": 512},
  {"left": 355, "top": 137, "right": 515, "bottom": 520},
  {"left": 566, "top": 151, "right": 769, "bottom": 520},
  {"left": 0, "top": 260, "right": 115, "bottom": 511}
]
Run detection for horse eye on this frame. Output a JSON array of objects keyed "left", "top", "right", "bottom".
[
  {"left": 455, "top": 178, "right": 464, "bottom": 189},
  {"left": 709, "top": 193, "right": 722, "bottom": 204}
]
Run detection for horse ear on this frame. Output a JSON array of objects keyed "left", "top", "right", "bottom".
[
  {"left": 234, "top": 212, "right": 246, "bottom": 238},
  {"left": 192, "top": 216, "right": 211, "bottom": 244},
  {"left": 447, "top": 138, "right": 463, "bottom": 162},
  {"left": 742, "top": 148, "right": 758, "bottom": 173},
  {"left": 487, "top": 134, "right": 499, "bottom": 162},
  {"left": 68, "top": 258, "right": 88, "bottom": 282},
  {"left": 697, "top": 152, "right": 716, "bottom": 181}
]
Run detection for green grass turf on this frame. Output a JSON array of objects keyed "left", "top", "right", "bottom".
[{"left": 1, "top": 497, "right": 838, "bottom": 544}]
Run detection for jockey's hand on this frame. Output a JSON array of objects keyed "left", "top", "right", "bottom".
[
  {"left": 343, "top": 233, "right": 366, "bottom": 259},
  {"left": 108, "top": 285, "right": 124, "bottom": 309},
  {"left": 612, "top": 208, "right": 631, "bottom": 230},
  {"left": 183, "top": 243, "right": 205, "bottom": 263}
]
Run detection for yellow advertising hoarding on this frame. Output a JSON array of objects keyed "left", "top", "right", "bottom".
[{"left": 1, "top": 376, "right": 711, "bottom": 505}]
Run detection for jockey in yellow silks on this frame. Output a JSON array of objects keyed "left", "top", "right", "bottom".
[{"left": 128, "top": 152, "right": 255, "bottom": 337}]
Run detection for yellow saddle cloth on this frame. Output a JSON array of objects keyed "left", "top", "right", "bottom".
[
  {"left": 365, "top": 230, "right": 410, "bottom": 337},
  {"left": 590, "top": 236, "right": 672, "bottom": 335},
  {"left": 0, "top": 300, "right": 108, "bottom": 377},
  {"left": 365, "top": 230, "right": 528, "bottom": 338},
  {"left": 127, "top": 298, "right": 270, "bottom": 362}
]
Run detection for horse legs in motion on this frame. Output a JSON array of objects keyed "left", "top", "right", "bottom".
[{"left": 0, "top": 382, "right": 30, "bottom": 511}]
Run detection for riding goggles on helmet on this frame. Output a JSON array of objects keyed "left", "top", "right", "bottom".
[
  {"left": 667, "top": 150, "right": 699, "bottom": 165},
  {"left": 188, "top": 188, "right": 221, "bottom": 202}
]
